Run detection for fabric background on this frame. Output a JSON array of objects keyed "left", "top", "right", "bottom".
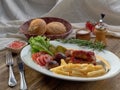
[{"left": 1, "top": 0, "right": 120, "bottom": 50}]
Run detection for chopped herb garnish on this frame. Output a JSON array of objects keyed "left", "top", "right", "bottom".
[{"left": 56, "top": 38, "right": 105, "bottom": 51}]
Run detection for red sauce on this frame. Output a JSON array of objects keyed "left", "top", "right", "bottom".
[
  {"left": 8, "top": 41, "right": 26, "bottom": 49},
  {"left": 70, "top": 50, "right": 96, "bottom": 64}
]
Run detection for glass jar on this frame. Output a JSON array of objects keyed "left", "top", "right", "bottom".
[{"left": 94, "top": 28, "right": 107, "bottom": 46}]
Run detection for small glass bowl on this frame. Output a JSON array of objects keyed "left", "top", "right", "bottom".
[{"left": 6, "top": 40, "right": 28, "bottom": 54}]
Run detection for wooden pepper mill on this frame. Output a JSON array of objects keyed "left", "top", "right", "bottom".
[{"left": 94, "top": 13, "right": 107, "bottom": 46}]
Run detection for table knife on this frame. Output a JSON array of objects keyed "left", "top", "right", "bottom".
[{"left": 17, "top": 56, "right": 27, "bottom": 90}]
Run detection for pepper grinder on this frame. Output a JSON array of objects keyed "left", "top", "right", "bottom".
[{"left": 94, "top": 13, "right": 107, "bottom": 46}]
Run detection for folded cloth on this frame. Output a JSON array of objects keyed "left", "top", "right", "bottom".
[{"left": 105, "top": 24, "right": 120, "bottom": 38}]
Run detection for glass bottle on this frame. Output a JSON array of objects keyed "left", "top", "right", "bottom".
[{"left": 94, "top": 23, "right": 107, "bottom": 46}]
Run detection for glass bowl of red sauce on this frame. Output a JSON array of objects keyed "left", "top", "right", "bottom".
[{"left": 6, "top": 40, "right": 28, "bottom": 53}]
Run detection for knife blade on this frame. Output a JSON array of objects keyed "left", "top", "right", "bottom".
[{"left": 17, "top": 56, "right": 27, "bottom": 90}]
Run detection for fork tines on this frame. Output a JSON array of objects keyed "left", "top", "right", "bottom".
[{"left": 6, "top": 51, "right": 13, "bottom": 66}]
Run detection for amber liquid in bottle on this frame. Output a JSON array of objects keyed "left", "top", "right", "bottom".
[{"left": 94, "top": 28, "right": 107, "bottom": 46}]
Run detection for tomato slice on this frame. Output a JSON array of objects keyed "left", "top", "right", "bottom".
[
  {"left": 32, "top": 52, "right": 53, "bottom": 66},
  {"left": 36, "top": 56, "right": 46, "bottom": 66},
  {"left": 32, "top": 52, "right": 42, "bottom": 61}
]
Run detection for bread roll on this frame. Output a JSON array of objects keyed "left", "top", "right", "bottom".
[
  {"left": 28, "top": 19, "right": 46, "bottom": 35},
  {"left": 45, "top": 22, "right": 66, "bottom": 35}
]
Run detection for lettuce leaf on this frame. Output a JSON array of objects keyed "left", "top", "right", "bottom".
[{"left": 29, "top": 36, "right": 53, "bottom": 56}]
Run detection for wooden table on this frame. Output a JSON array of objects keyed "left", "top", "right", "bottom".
[{"left": 0, "top": 36, "right": 120, "bottom": 90}]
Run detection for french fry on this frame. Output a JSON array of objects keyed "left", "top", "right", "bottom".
[
  {"left": 94, "top": 65, "right": 104, "bottom": 70},
  {"left": 50, "top": 59, "right": 106, "bottom": 77},
  {"left": 51, "top": 69, "right": 69, "bottom": 75},
  {"left": 50, "top": 65, "right": 63, "bottom": 71},
  {"left": 71, "top": 70, "right": 85, "bottom": 77},
  {"left": 87, "top": 69, "right": 106, "bottom": 77},
  {"left": 60, "top": 59, "right": 67, "bottom": 66}
]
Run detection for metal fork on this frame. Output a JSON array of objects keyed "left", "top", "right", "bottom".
[{"left": 6, "top": 51, "right": 17, "bottom": 87}]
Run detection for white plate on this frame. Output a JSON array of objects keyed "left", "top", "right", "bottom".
[{"left": 20, "top": 41, "right": 120, "bottom": 81}]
